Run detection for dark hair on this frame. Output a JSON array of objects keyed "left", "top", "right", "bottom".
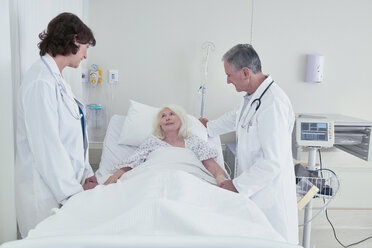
[
  {"left": 222, "top": 44, "right": 262, "bottom": 74},
  {"left": 38, "top": 12, "right": 96, "bottom": 56}
]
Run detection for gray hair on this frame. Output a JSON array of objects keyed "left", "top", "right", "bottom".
[
  {"left": 222, "top": 44, "right": 262, "bottom": 74},
  {"left": 153, "top": 104, "right": 189, "bottom": 140}
]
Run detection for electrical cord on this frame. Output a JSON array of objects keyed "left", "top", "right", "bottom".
[
  {"left": 297, "top": 165, "right": 339, "bottom": 227},
  {"left": 318, "top": 150, "right": 372, "bottom": 247},
  {"left": 297, "top": 148, "right": 339, "bottom": 227},
  {"left": 325, "top": 209, "right": 372, "bottom": 248}
]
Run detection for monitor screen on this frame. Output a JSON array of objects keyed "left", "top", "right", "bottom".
[{"left": 301, "top": 122, "right": 328, "bottom": 141}]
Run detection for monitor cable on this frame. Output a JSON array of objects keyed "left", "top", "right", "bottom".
[{"left": 318, "top": 150, "right": 372, "bottom": 247}]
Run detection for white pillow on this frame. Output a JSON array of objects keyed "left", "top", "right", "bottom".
[{"left": 118, "top": 100, "right": 208, "bottom": 146}]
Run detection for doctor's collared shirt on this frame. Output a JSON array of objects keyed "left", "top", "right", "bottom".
[{"left": 239, "top": 93, "right": 253, "bottom": 122}]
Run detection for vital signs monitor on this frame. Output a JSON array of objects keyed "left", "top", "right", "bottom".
[{"left": 296, "top": 116, "right": 335, "bottom": 147}]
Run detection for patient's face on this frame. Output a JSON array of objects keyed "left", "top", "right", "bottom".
[{"left": 160, "top": 108, "right": 181, "bottom": 133}]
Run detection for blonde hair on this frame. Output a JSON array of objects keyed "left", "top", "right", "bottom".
[{"left": 153, "top": 104, "right": 189, "bottom": 140}]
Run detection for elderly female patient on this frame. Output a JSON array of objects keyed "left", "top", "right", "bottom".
[{"left": 104, "top": 104, "right": 229, "bottom": 187}]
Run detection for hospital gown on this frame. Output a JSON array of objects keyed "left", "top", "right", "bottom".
[{"left": 116, "top": 135, "right": 217, "bottom": 169}]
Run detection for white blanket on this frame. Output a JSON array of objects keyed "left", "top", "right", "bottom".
[{"left": 28, "top": 147, "right": 284, "bottom": 242}]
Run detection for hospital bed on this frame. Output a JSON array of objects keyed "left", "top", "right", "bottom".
[{"left": 2, "top": 115, "right": 302, "bottom": 248}]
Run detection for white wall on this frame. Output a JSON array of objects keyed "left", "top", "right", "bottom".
[
  {"left": 86, "top": 0, "right": 372, "bottom": 134},
  {"left": 86, "top": 0, "right": 249, "bottom": 121},
  {"left": 86, "top": 0, "right": 372, "bottom": 212},
  {"left": 10, "top": 0, "right": 84, "bottom": 100},
  {"left": 251, "top": 0, "right": 372, "bottom": 210},
  {"left": 253, "top": 0, "right": 372, "bottom": 122},
  {"left": 0, "top": 0, "right": 17, "bottom": 243}
]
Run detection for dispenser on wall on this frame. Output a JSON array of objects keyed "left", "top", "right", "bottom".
[{"left": 305, "top": 54, "right": 324, "bottom": 83}]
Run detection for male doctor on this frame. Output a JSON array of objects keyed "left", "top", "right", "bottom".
[
  {"left": 15, "top": 13, "right": 98, "bottom": 238},
  {"left": 200, "top": 44, "right": 298, "bottom": 244}
]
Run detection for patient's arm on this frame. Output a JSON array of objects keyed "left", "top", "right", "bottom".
[
  {"left": 202, "top": 158, "right": 228, "bottom": 186},
  {"left": 104, "top": 167, "right": 132, "bottom": 185},
  {"left": 220, "top": 180, "right": 238, "bottom": 193},
  {"left": 105, "top": 136, "right": 162, "bottom": 185}
]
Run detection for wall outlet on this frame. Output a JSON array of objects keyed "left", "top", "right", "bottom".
[{"left": 108, "top": 69, "right": 119, "bottom": 84}]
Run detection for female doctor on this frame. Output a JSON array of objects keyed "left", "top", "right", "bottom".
[
  {"left": 15, "top": 12, "right": 97, "bottom": 238},
  {"left": 199, "top": 44, "right": 298, "bottom": 245}
]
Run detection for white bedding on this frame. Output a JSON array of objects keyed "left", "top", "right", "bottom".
[
  {"left": 96, "top": 115, "right": 225, "bottom": 184},
  {"left": 27, "top": 147, "right": 284, "bottom": 243}
]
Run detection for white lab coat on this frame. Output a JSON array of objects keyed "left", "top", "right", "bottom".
[
  {"left": 207, "top": 76, "right": 298, "bottom": 244},
  {"left": 15, "top": 54, "right": 94, "bottom": 238}
]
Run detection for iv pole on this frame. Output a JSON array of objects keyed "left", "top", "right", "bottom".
[{"left": 200, "top": 41, "right": 215, "bottom": 118}]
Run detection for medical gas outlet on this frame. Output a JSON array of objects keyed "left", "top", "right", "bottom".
[{"left": 89, "top": 64, "right": 102, "bottom": 86}]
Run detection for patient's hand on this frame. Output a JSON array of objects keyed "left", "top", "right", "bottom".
[
  {"left": 220, "top": 180, "right": 238, "bottom": 193},
  {"left": 104, "top": 168, "right": 130, "bottom": 185},
  {"left": 86, "top": 175, "right": 98, "bottom": 184},
  {"left": 83, "top": 176, "right": 98, "bottom": 190},
  {"left": 83, "top": 181, "right": 97, "bottom": 190}
]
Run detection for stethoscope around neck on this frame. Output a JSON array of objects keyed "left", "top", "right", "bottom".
[
  {"left": 41, "top": 56, "right": 83, "bottom": 120},
  {"left": 241, "top": 80, "right": 274, "bottom": 129}
]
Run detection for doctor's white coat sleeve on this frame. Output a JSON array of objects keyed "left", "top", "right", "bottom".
[
  {"left": 22, "top": 80, "right": 84, "bottom": 203},
  {"left": 233, "top": 101, "right": 294, "bottom": 196},
  {"left": 82, "top": 147, "right": 94, "bottom": 182},
  {"left": 206, "top": 104, "right": 240, "bottom": 137}
]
